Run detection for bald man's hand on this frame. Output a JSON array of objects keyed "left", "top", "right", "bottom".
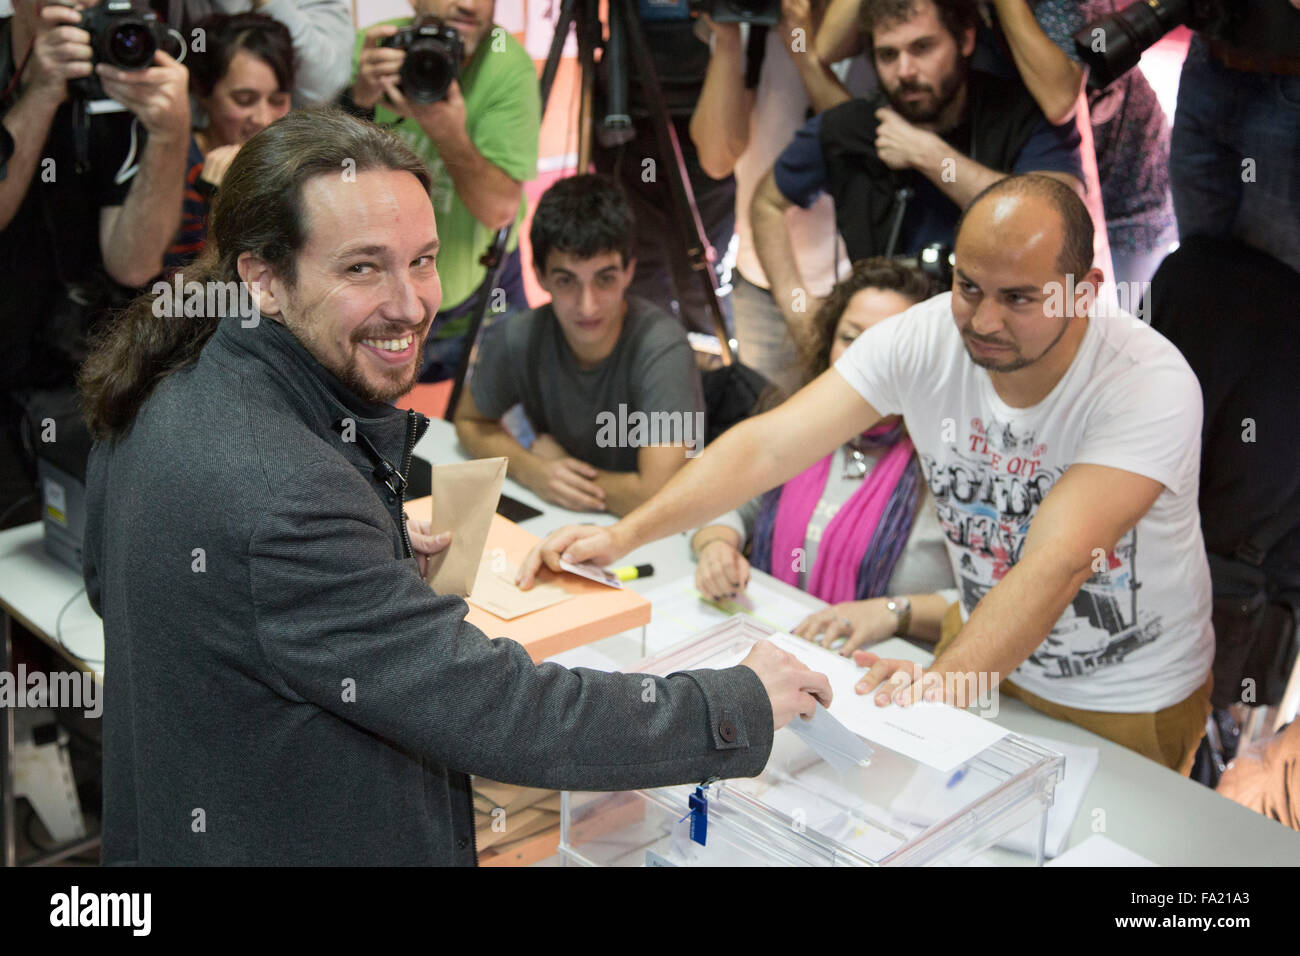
[{"left": 515, "top": 523, "right": 631, "bottom": 589}]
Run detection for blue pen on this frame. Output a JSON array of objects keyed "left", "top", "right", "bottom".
[{"left": 946, "top": 766, "right": 969, "bottom": 789}]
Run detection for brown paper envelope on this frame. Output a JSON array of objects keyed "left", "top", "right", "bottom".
[
  {"left": 468, "top": 557, "right": 571, "bottom": 620},
  {"left": 424, "top": 457, "right": 507, "bottom": 597},
  {"left": 405, "top": 502, "right": 653, "bottom": 662}
]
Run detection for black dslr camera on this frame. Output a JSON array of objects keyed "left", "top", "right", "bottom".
[
  {"left": 380, "top": 16, "right": 464, "bottom": 104},
  {"left": 72, "top": 0, "right": 170, "bottom": 100}
]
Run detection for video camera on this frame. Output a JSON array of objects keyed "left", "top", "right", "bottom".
[
  {"left": 1075, "top": 0, "right": 1300, "bottom": 89},
  {"left": 379, "top": 16, "right": 464, "bottom": 104}
]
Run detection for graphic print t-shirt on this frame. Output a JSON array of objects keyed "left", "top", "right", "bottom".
[{"left": 834, "top": 292, "right": 1214, "bottom": 712}]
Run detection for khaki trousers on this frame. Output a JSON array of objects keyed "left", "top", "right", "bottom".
[{"left": 936, "top": 602, "right": 1211, "bottom": 776}]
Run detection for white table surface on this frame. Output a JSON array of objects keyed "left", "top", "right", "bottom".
[
  {"left": 0, "top": 522, "right": 104, "bottom": 680},
  {"left": 1, "top": 416, "right": 1296, "bottom": 865}
]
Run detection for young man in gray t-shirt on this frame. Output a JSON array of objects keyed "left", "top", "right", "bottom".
[{"left": 455, "top": 175, "right": 705, "bottom": 516}]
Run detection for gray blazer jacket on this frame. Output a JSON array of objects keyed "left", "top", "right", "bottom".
[{"left": 83, "top": 314, "right": 773, "bottom": 865}]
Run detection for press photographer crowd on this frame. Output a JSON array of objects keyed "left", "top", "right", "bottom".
[{"left": 1, "top": 0, "right": 1298, "bottom": 868}]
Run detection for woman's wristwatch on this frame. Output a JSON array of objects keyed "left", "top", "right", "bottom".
[{"left": 885, "top": 596, "right": 912, "bottom": 637}]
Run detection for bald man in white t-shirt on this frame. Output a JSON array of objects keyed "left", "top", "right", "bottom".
[{"left": 521, "top": 173, "right": 1215, "bottom": 775}]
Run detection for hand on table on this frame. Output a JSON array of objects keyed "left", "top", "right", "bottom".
[
  {"left": 527, "top": 455, "right": 606, "bottom": 513},
  {"left": 791, "top": 597, "right": 898, "bottom": 657},
  {"left": 695, "top": 538, "right": 750, "bottom": 601},
  {"left": 526, "top": 434, "right": 606, "bottom": 510},
  {"left": 529, "top": 433, "right": 568, "bottom": 460},
  {"left": 851, "top": 650, "right": 944, "bottom": 707},
  {"left": 515, "top": 523, "right": 630, "bottom": 589},
  {"left": 1217, "top": 720, "right": 1300, "bottom": 821}
]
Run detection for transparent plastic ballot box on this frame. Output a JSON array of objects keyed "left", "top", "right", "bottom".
[{"left": 559, "top": 616, "right": 1065, "bottom": 867}]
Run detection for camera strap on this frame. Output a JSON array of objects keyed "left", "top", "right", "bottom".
[
  {"left": 73, "top": 98, "right": 92, "bottom": 174},
  {"left": 113, "top": 117, "right": 141, "bottom": 185},
  {"left": 882, "top": 186, "right": 912, "bottom": 258}
]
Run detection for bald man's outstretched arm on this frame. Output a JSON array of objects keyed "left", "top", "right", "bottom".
[{"left": 517, "top": 369, "right": 882, "bottom": 586}]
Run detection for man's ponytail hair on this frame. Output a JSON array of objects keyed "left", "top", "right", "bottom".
[{"left": 79, "top": 107, "right": 432, "bottom": 441}]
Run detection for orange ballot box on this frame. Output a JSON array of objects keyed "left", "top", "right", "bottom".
[{"left": 408, "top": 497, "right": 651, "bottom": 663}]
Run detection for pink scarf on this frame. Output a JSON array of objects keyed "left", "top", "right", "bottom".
[{"left": 766, "top": 435, "right": 917, "bottom": 604}]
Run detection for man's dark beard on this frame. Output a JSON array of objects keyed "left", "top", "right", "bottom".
[
  {"left": 964, "top": 316, "right": 1071, "bottom": 374},
  {"left": 964, "top": 338, "right": 1029, "bottom": 373},
  {"left": 885, "top": 57, "right": 968, "bottom": 125},
  {"left": 282, "top": 301, "right": 429, "bottom": 404},
  {"left": 336, "top": 351, "right": 423, "bottom": 404},
  {"left": 337, "top": 328, "right": 429, "bottom": 404}
]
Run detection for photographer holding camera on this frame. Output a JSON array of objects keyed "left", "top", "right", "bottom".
[
  {"left": 691, "top": 1, "right": 877, "bottom": 396},
  {"left": 748, "top": 0, "right": 1087, "bottom": 355},
  {"left": 1, "top": 0, "right": 189, "bottom": 528},
  {"left": 815, "top": 0, "right": 1176, "bottom": 290},
  {"left": 347, "top": 0, "right": 540, "bottom": 384}
]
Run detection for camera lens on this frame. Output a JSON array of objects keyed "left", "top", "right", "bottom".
[
  {"left": 109, "top": 24, "right": 157, "bottom": 69},
  {"left": 402, "top": 45, "right": 454, "bottom": 103},
  {"left": 1074, "top": 0, "right": 1191, "bottom": 89}
]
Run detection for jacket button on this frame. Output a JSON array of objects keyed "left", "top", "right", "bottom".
[
  {"left": 457, "top": 837, "right": 469, "bottom": 850},
  {"left": 718, "top": 720, "right": 737, "bottom": 743}
]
